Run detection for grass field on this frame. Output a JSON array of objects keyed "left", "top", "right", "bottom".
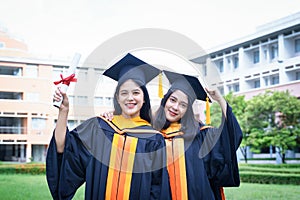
[
  {"left": 224, "top": 183, "right": 300, "bottom": 200},
  {"left": 0, "top": 174, "right": 299, "bottom": 200}
]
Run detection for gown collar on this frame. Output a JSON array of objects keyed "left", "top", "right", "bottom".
[
  {"left": 112, "top": 115, "right": 150, "bottom": 129},
  {"left": 161, "top": 122, "right": 181, "bottom": 134}
]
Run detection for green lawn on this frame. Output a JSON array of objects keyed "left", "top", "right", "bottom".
[
  {"left": 0, "top": 174, "right": 84, "bottom": 200},
  {"left": 0, "top": 174, "right": 299, "bottom": 199},
  {"left": 224, "top": 183, "right": 300, "bottom": 200}
]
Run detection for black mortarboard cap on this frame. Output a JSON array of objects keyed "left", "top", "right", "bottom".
[
  {"left": 103, "top": 53, "right": 160, "bottom": 85},
  {"left": 163, "top": 70, "right": 211, "bottom": 102}
]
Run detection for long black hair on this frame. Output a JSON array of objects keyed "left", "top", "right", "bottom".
[
  {"left": 153, "top": 88, "right": 198, "bottom": 138},
  {"left": 113, "top": 78, "right": 152, "bottom": 123}
]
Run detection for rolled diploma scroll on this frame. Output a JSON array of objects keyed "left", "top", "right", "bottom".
[{"left": 53, "top": 53, "right": 81, "bottom": 108}]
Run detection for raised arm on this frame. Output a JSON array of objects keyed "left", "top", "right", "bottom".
[
  {"left": 53, "top": 88, "right": 69, "bottom": 153},
  {"left": 206, "top": 88, "right": 227, "bottom": 117}
]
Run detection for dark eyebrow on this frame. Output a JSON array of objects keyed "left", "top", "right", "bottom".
[
  {"left": 170, "top": 94, "right": 188, "bottom": 105},
  {"left": 132, "top": 88, "right": 141, "bottom": 92},
  {"left": 120, "top": 88, "right": 141, "bottom": 93},
  {"left": 181, "top": 101, "right": 188, "bottom": 106},
  {"left": 169, "top": 95, "right": 178, "bottom": 100}
]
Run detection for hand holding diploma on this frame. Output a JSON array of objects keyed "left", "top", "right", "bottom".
[{"left": 53, "top": 53, "right": 81, "bottom": 108}]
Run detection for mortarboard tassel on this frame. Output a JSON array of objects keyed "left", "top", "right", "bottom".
[
  {"left": 158, "top": 72, "right": 163, "bottom": 98},
  {"left": 206, "top": 96, "right": 211, "bottom": 125}
]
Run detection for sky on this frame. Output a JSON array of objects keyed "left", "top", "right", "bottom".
[{"left": 1, "top": 0, "right": 300, "bottom": 61}]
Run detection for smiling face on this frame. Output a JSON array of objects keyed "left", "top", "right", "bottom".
[
  {"left": 117, "top": 79, "right": 144, "bottom": 119},
  {"left": 164, "top": 90, "right": 188, "bottom": 123}
]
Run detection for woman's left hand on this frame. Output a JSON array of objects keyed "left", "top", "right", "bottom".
[
  {"left": 205, "top": 88, "right": 227, "bottom": 116},
  {"left": 205, "top": 88, "right": 224, "bottom": 103},
  {"left": 99, "top": 111, "right": 114, "bottom": 121}
]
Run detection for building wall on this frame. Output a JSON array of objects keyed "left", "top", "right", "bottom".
[
  {"left": 0, "top": 57, "right": 115, "bottom": 162},
  {"left": 0, "top": 59, "right": 55, "bottom": 162},
  {"left": 0, "top": 29, "right": 30, "bottom": 57},
  {"left": 191, "top": 12, "right": 300, "bottom": 157},
  {"left": 192, "top": 12, "right": 300, "bottom": 100}
]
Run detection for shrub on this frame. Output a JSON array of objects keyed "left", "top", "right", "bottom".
[
  {"left": 0, "top": 164, "right": 45, "bottom": 175},
  {"left": 238, "top": 164, "right": 300, "bottom": 185},
  {"left": 240, "top": 171, "right": 300, "bottom": 185}
]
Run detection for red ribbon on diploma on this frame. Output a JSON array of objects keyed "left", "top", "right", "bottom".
[{"left": 53, "top": 74, "right": 77, "bottom": 86}]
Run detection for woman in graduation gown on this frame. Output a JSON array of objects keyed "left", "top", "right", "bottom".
[
  {"left": 47, "top": 53, "right": 171, "bottom": 200},
  {"left": 152, "top": 70, "right": 243, "bottom": 200}
]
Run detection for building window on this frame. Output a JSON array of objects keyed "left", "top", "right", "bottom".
[
  {"left": 0, "top": 117, "right": 23, "bottom": 134},
  {"left": 253, "top": 50, "right": 260, "bottom": 64},
  {"left": 218, "top": 87, "right": 224, "bottom": 95},
  {"left": 254, "top": 80, "right": 260, "bottom": 88},
  {"left": 32, "top": 118, "right": 46, "bottom": 130},
  {"left": 295, "top": 38, "right": 300, "bottom": 53},
  {"left": 52, "top": 67, "right": 64, "bottom": 80},
  {"left": 77, "top": 96, "right": 88, "bottom": 105},
  {"left": 296, "top": 71, "right": 300, "bottom": 80},
  {"left": 227, "top": 58, "right": 231, "bottom": 64},
  {"left": 25, "top": 64, "right": 38, "bottom": 78},
  {"left": 227, "top": 85, "right": 232, "bottom": 92},
  {"left": 78, "top": 68, "right": 88, "bottom": 81},
  {"left": 68, "top": 95, "right": 75, "bottom": 105},
  {"left": 264, "top": 77, "right": 269, "bottom": 86},
  {"left": 0, "top": 92, "right": 23, "bottom": 100},
  {"left": 264, "top": 49, "right": 268, "bottom": 59},
  {"left": 233, "top": 84, "right": 240, "bottom": 92},
  {"left": 271, "top": 45, "right": 278, "bottom": 60},
  {"left": 218, "top": 60, "right": 224, "bottom": 73},
  {"left": 0, "top": 66, "right": 22, "bottom": 76},
  {"left": 203, "top": 64, "right": 207, "bottom": 76},
  {"left": 233, "top": 57, "right": 239, "bottom": 69},
  {"left": 0, "top": 42, "right": 4, "bottom": 48},
  {"left": 67, "top": 120, "right": 77, "bottom": 130},
  {"left": 94, "top": 97, "right": 104, "bottom": 106},
  {"left": 26, "top": 93, "right": 39, "bottom": 102},
  {"left": 104, "top": 97, "right": 113, "bottom": 106},
  {"left": 271, "top": 76, "right": 279, "bottom": 85}
]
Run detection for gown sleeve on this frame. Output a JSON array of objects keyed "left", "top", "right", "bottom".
[
  {"left": 202, "top": 103, "right": 243, "bottom": 187},
  {"left": 46, "top": 127, "right": 91, "bottom": 200}
]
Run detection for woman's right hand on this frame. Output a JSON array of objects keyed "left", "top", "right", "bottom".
[
  {"left": 53, "top": 88, "right": 69, "bottom": 153},
  {"left": 53, "top": 88, "right": 69, "bottom": 112}
]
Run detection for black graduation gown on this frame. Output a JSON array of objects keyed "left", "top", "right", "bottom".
[
  {"left": 46, "top": 116, "right": 171, "bottom": 200},
  {"left": 164, "top": 103, "right": 243, "bottom": 200},
  {"left": 201, "top": 104, "right": 243, "bottom": 199}
]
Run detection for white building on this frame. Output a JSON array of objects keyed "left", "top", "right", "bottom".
[
  {"left": 190, "top": 12, "right": 300, "bottom": 160},
  {"left": 191, "top": 12, "right": 300, "bottom": 100}
]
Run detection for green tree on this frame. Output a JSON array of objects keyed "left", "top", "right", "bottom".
[
  {"left": 267, "top": 90, "right": 300, "bottom": 163},
  {"left": 245, "top": 90, "right": 300, "bottom": 163},
  {"left": 245, "top": 92, "right": 271, "bottom": 154}
]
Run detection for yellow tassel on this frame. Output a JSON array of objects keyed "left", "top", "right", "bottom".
[
  {"left": 158, "top": 72, "right": 163, "bottom": 98},
  {"left": 206, "top": 96, "right": 211, "bottom": 125}
]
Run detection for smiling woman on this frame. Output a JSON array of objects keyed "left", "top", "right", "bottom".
[
  {"left": 46, "top": 53, "right": 171, "bottom": 199},
  {"left": 116, "top": 80, "right": 144, "bottom": 118},
  {"left": 164, "top": 90, "right": 188, "bottom": 123},
  {"left": 152, "top": 70, "right": 243, "bottom": 200}
]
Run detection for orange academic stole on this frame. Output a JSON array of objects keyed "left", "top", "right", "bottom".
[
  {"left": 105, "top": 134, "right": 138, "bottom": 200},
  {"left": 166, "top": 138, "right": 188, "bottom": 200}
]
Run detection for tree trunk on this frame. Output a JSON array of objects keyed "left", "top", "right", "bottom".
[{"left": 282, "top": 153, "right": 286, "bottom": 164}]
